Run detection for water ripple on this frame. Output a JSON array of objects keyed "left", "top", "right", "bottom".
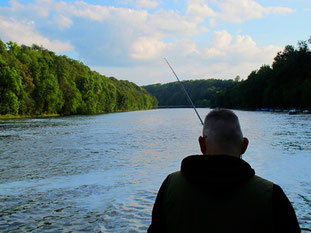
[{"left": 0, "top": 109, "right": 310, "bottom": 232}]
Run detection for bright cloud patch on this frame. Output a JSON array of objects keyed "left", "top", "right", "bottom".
[
  {"left": 130, "top": 37, "right": 167, "bottom": 59},
  {"left": 54, "top": 14, "right": 73, "bottom": 29},
  {"left": 202, "top": 30, "right": 280, "bottom": 62},
  {"left": 0, "top": 17, "right": 73, "bottom": 53},
  {"left": 136, "top": 0, "right": 159, "bottom": 9},
  {"left": 187, "top": 0, "right": 217, "bottom": 18},
  {"left": 0, "top": 0, "right": 301, "bottom": 85},
  {"left": 187, "top": 0, "right": 295, "bottom": 23},
  {"left": 67, "top": 1, "right": 111, "bottom": 21}
]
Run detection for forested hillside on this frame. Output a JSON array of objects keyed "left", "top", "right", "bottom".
[
  {"left": 0, "top": 40, "right": 157, "bottom": 117},
  {"left": 213, "top": 39, "right": 311, "bottom": 109},
  {"left": 144, "top": 38, "right": 311, "bottom": 110},
  {"left": 143, "top": 79, "right": 235, "bottom": 106}
]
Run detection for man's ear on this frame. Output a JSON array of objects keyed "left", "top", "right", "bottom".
[
  {"left": 241, "top": 137, "right": 249, "bottom": 155},
  {"left": 199, "top": 136, "right": 207, "bottom": 155}
]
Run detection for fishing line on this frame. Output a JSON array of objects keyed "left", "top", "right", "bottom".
[{"left": 164, "top": 58, "right": 204, "bottom": 125}]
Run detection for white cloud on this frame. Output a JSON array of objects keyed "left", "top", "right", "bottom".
[
  {"left": 211, "top": 30, "right": 232, "bottom": 49},
  {"left": 187, "top": 0, "right": 218, "bottom": 18},
  {"left": 202, "top": 30, "right": 280, "bottom": 62},
  {"left": 187, "top": 0, "right": 295, "bottom": 24},
  {"left": 130, "top": 37, "right": 167, "bottom": 59},
  {"left": 203, "top": 47, "right": 226, "bottom": 58},
  {"left": 0, "top": 0, "right": 291, "bottom": 85},
  {"left": 231, "top": 35, "right": 259, "bottom": 57},
  {"left": 265, "top": 6, "right": 295, "bottom": 15},
  {"left": 147, "top": 10, "right": 208, "bottom": 37},
  {"left": 209, "top": 18, "right": 217, "bottom": 27},
  {"left": 9, "top": 0, "right": 23, "bottom": 10},
  {"left": 31, "top": 0, "right": 54, "bottom": 18},
  {"left": 171, "top": 39, "right": 199, "bottom": 57},
  {"left": 53, "top": 14, "right": 73, "bottom": 29},
  {"left": 61, "top": 2, "right": 206, "bottom": 37},
  {"left": 0, "top": 0, "right": 207, "bottom": 65},
  {"left": 0, "top": 17, "right": 73, "bottom": 53},
  {"left": 67, "top": 1, "right": 111, "bottom": 22},
  {"left": 130, "top": 37, "right": 200, "bottom": 61},
  {"left": 136, "top": 0, "right": 159, "bottom": 9},
  {"left": 19, "top": 0, "right": 206, "bottom": 37},
  {"left": 99, "top": 30, "right": 282, "bottom": 85}
]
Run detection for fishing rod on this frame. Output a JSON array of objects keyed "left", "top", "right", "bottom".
[{"left": 164, "top": 58, "right": 204, "bottom": 126}]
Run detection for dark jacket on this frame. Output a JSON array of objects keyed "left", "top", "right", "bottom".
[{"left": 148, "top": 155, "right": 300, "bottom": 233}]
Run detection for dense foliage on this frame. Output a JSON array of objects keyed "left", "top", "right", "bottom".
[
  {"left": 213, "top": 39, "right": 311, "bottom": 109},
  {"left": 144, "top": 38, "right": 311, "bottom": 110},
  {"left": 0, "top": 40, "right": 157, "bottom": 116},
  {"left": 143, "top": 79, "right": 235, "bottom": 107}
]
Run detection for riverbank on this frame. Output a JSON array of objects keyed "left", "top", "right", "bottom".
[
  {"left": 0, "top": 108, "right": 158, "bottom": 120},
  {"left": 0, "top": 113, "right": 60, "bottom": 119}
]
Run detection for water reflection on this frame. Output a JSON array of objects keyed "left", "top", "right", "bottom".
[{"left": 0, "top": 109, "right": 310, "bottom": 232}]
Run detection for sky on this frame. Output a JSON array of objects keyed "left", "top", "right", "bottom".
[{"left": 0, "top": 0, "right": 310, "bottom": 85}]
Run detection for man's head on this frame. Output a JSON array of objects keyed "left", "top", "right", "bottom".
[{"left": 198, "top": 109, "right": 248, "bottom": 157}]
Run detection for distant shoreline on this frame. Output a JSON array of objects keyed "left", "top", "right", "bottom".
[
  {"left": 157, "top": 105, "right": 209, "bottom": 108},
  {"left": 2, "top": 107, "right": 309, "bottom": 119},
  {"left": 0, "top": 108, "right": 158, "bottom": 120},
  {"left": 156, "top": 107, "right": 311, "bottom": 115},
  {"left": 0, "top": 114, "right": 60, "bottom": 120}
]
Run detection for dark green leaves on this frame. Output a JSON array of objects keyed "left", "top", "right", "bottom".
[{"left": 0, "top": 40, "right": 157, "bottom": 117}]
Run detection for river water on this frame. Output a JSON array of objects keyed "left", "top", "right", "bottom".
[{"left": 0, "top": 109, "right": 310, "bottom": 232}]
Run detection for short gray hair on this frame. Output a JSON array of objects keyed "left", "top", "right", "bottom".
[{"left": 203, "top": 109, "right": 243, "bottom": 154}]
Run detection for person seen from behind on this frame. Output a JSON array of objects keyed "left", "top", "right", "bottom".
[{"left": 148, "top": 109, "right": 300, "bottom": 233}]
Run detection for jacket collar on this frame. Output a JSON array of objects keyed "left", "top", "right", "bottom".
[{"left": 181, "top": 154, "right": 255, "bottom": 186}]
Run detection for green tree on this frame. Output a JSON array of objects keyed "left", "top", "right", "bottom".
[
  {"left": 211, "top": 38, "right": 311, "bottom": 110},
  {"left": 0, "top": 66, "right": 23, "bottom": 114},
  {"left": 35, "top": 74, "right": 64, "bottom": 114},
  {"left": 0, "top": 39, "right": 157, "bottom": 117}
]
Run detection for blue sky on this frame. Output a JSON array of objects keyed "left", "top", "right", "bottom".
[{"left": 0, "top": 0, "right": 310, "bottom": 85}]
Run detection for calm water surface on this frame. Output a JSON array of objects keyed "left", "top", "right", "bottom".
[{"left": 0, "top": 109, "right": 311, "bottom": 232}]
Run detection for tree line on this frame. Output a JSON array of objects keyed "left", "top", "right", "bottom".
[
  {"left": 0, "top": 40, "right": 158, "bottom": 117},
  {"left": 143, "top": 79, "right": 235, "bottom": 107},
  {"left": 144, "top": 38, "right": 311, "bottom": 110},
  {"left": 213, "top": 39, "right": 311, "bottom": 109}
]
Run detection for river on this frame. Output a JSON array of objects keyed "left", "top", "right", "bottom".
[{"left": 0, "top": 109, "right": 310, "bottom": 232}]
